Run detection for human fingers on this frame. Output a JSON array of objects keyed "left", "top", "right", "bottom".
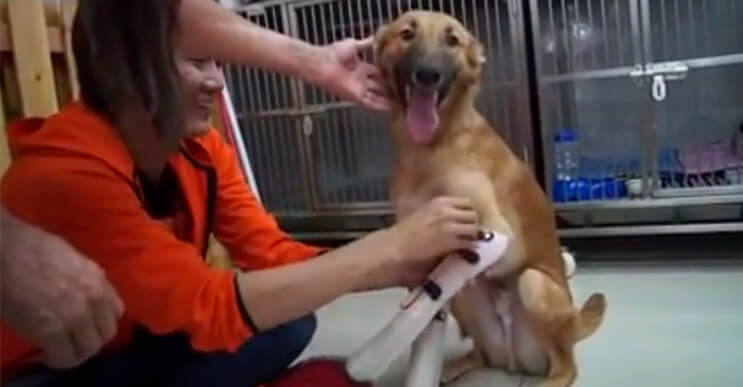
[
  {"left": 365, "top": 69, "right": 389, "bottom": 88},
  {"left": 355, "top": 36, "right": 374, "bottom": 50},
  {"left": 69, "top": 314, "right": 105, "bottom": 364},
  {"left": 102, "top": 281, "right": 124, "bottom": 317},
  {"left": 434, "top": 196, "right": 474, "bottom": 211},
  {"left": 75, "top": 256, "right": 123, "bottom": 317},
  {"left": 366, "top": 78, "right": 390, "bottom": 98},
  {"left": 445, "top": 207, "right": 478, "bottom": 225},
  {"left": 363, "top": 61, "right": 384, "bottom": 77},
  {"left": 362, "top": 91, "right": 392, "bottom": 111},
  {"left": 442, "top": 223, "right": 480, "bottom": 242},
  {"left": 364, "top": 78, "right": 391, "bottom": 109},
  {"left": 40, "top": 333, "right": 81, "bottom": 369},
  {"left": 91, "top": 299, "right": 119, "bottom": 344},
  {"left": 428, "top": 198, "right": 477, "bottom": 226}
]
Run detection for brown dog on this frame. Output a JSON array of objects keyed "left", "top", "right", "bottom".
[{"left": 374, "top": 11, "right": 607, "bottom": 387}]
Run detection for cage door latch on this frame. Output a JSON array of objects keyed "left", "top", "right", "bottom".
[
  {"left": 646, "top": 61, "right": 689, "bottom": 80},
  {"left": 651, "top": 75, "right": 667, "bottom": 101},
  {"left": 302, "top": 115, "right": 313, "bottom": 136},
  {"left": 629, "top": 61, "right": 688, "bottom": 101}
]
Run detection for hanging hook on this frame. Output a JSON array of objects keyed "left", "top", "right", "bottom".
[
  {"left": 302, "top": 115, "right": 313, "bottom": 136},
  {"left": 652, "top": 75, "right": 667, "bottom": 101}
]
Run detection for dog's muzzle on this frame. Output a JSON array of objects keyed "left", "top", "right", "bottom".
[
  {"left": 394, "top": 53, "right": 456, "bottom": 144},
  {"left": 395, "top": 52, "right": 456, "bottom": 106},
  {"left": 411, "top": 63, "right": 445, "bottom": 89}
]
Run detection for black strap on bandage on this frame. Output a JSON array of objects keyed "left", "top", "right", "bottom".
[
  {"left": 419, "top": 230, "right": 496, "bottom": 304},
  {"left": 459, "top": 249, "right": 480, "bottom": 264},
  {"left": 422, "top": 280, "right": 442, "bottom": 301}
]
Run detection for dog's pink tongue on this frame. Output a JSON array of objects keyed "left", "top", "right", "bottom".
[{"left": 406, "top": 88, "right": 439, "bottom": 144}]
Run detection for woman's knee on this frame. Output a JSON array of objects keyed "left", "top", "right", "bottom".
[
  {"left": 290, "top": 313, "right": 317, "bottom": 346},
  {"left": 263, "top": 313, "right": 317, "bottom": 359},
  {"left": 166, "top": 314, "right": 318, "bottom": 387},
  {"left": 231, "top": 313, "right": 317, "bottom": 367},
  {"left": 228, "top": 313, "right": 317, "bottom": 384}
]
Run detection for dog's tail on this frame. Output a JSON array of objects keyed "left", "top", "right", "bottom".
[{"left": 573, "top": 293, "right": 606, "bottom": 342}]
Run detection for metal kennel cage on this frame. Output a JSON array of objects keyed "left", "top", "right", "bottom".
[
  {"left": 222, "top": 0, "right": 743, "bottom": 238},
  {"left": 529, "top": 0, "right": 743, "bottom": 236},
  {"left": 221, "top": 0, "right": 534, "bottom": 219}
]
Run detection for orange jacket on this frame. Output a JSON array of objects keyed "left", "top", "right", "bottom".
[{"left": 1, "top": 102, "right": 324, "bottom": 376}]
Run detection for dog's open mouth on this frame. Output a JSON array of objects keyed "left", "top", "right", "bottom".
[
  {"left": 405, "top": 85, "right": 440, "bottom": 144},
  {"left": 392, "top": 59, "right": 453, "bottom": 144},
  {"left": 397, "top": 79, "right": 449, "bottom": 145}
]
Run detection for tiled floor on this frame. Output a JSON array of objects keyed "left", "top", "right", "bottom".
[{"left": 298, "top": 264, "right": 743, "bottom": 387}]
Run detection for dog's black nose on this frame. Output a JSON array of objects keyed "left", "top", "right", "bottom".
[{"left": 412, "top": 67, "right": 443, "bottom": 87}]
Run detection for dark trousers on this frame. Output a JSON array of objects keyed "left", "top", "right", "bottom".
[{"left": 5, "top": 314, "right": 316, "bottom": 387}]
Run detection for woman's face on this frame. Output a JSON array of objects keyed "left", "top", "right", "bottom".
[{"left": 175, "top": 56, "right": 225, "bottom": 137}]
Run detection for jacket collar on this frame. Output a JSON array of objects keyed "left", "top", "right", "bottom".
[{"left": 7, "top": 102, "right": 212, "bottom": 182}]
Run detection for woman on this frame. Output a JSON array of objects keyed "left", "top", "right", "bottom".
[
  {"left": 0, "top": 0, "right": 390, "bottom": 370},
  {"left": 0, "top": 0, "right": 479, "bottom": 385}
]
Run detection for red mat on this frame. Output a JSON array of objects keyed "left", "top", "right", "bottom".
[{"left": 268, "top": 358, "right": 372, "bottom": 387}]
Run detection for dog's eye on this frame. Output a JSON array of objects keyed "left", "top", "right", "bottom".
[
  {"left": 446, "top": 34, "right": 461, "bottom": 47},
  {"left": 400, "top": 28, "right": 415, "bottom": 41}
]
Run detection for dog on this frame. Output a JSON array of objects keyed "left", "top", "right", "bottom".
[{"left": 374, "top": 11, "right": 606, "bottom": 387}]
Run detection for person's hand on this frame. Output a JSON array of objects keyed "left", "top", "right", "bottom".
[
  {"left": 315, "top": 36, "right": 391, "bottom": 111},
  {"left": 1, "top": 207, "right": 124, "bottom": 369},
  {"left": 376, "top": 197, "right": 479, "bottom": 288}
]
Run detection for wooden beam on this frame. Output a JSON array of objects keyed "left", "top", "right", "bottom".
[
  {"left": 0, "top": 23, "right": 64, "bottom": 53},
  {"left": 8, "top": 0, "right": 58, "bottom": 116},
  {"left": 0, "top": 80, "right": 10, "bottom": 176},
  {"left": 61, "top": 0, "right": 79, "bottom": 99},
  {"left": 1, "top": 0, "right": 11, "bottom": 175},
  {"left": 0, "top": 54, "right": 23, "bottom": 122},
  {"left": 1, "top": 56, "right": 22, "bottom": 119},
  {"left": 0, "top": 0, "right": 7, "bottom": 24},
  {"left": 42, "top": 0, "right": 62, "bottom": 27}
]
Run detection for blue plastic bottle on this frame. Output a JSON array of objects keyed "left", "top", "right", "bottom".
[{"left": 553, "top": 129, "right": 579, "bottom": 202}]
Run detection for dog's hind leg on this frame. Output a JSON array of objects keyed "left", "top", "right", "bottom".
[
  {"left": 517, "top": 269, "right": 578, "bottom": 387},
  {"left": 542, "top": 344, "right": 577, "bottom": 387},
  {"left": 493, "top": 289, "right": 517, "bottom": 374},
  {"left": 441, "top": 348, "right": 485, "bottom": 385}
]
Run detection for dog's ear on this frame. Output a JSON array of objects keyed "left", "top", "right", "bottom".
[
  {"left": 465, "top": 35, "right": 486, "bottom": 69},
  {"left": 373, "top": 24, "right": 389, "bottom": 59}
]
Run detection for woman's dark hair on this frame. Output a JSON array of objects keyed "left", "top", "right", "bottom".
[{"left": 72, "top": 0, "right": 185, "bottom": 173}]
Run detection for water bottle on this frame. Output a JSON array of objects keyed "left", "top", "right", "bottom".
[{"left": 553, "top": 129, "right": 579, "bottom": 202}]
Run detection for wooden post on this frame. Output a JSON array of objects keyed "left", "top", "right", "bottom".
[
  {"left": 0, "top": 81, "right": 11, "bottom": 176},
  {"left": 61, "top": 0, "right": 79, "bottom": 100},
  {"left": 8, "top": 0, "right": 58, "bottom": 117}
]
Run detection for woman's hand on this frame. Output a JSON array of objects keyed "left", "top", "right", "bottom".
[
  {"left": 313, "top": 37, "right": 391, "bottom": 112},
  {"left": 178, "top": 0, "right": 389, "bottom": 111},
  {"left": 0, "top": 207, "right": 124, "bottom": 369},
  {"left": 368, "top": 197, "right": 479, "bottom": 289},
  {"left": 234, "top": 196, "right": 478, "bottom": 330}
]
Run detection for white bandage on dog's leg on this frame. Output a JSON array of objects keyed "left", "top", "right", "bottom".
[
  {"left": 494, "top": 291, "right": 516, "bottom": 373},
  {"left": 561, "top": 247, "right": 576, "bottom": 279},
  {"left": 405, "top": 312, "right": 447, "bottom": 387},
  {"left": 346, "top": 232, "right": 510, "bottom": 382}
]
